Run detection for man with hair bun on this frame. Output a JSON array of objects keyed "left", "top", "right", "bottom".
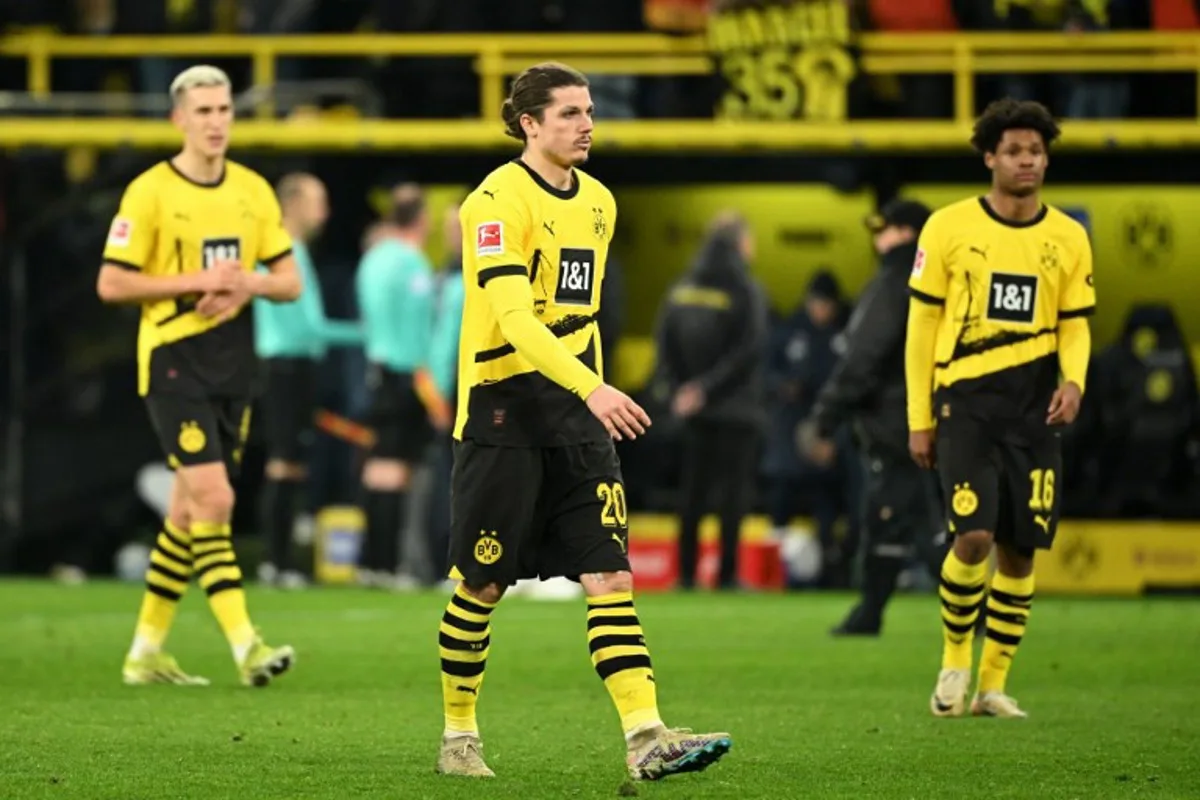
[{"left": 434, "top": 61, "right": 732, "bottom": 783}]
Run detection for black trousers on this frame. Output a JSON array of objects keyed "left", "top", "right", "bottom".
[{"left": 677, "top": 420, "right": 760, "bottom": 589}]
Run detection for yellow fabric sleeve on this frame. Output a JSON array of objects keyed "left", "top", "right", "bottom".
[
  {"left": 484, "top": 275, "right": 603, "bottom": 400},
  {"left": 1057, "top": 316, "right": 1091, "bottom": 393},
  {"left": 905, "top": 299, "right": 942, "bottom": 431}
]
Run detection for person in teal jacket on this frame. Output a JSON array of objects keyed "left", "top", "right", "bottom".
[
  {"left": 355, "top": 183, "right": 437, "bottom": 586},
  {"left": 254, "top": 173, "right": 362, "bottom": 589},
  {"left": 421, "top": 202, "right": 466, "bottom": 581}
]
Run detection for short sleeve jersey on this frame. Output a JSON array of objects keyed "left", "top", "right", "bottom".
[{"left": 103, "top": 160, "right": 292, "bottom": 396}]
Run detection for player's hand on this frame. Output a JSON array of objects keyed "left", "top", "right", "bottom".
[
  {"left": 196, "top": 260, "right": 245, "bottom": 295},
  {"left": 909, "top": 428, "right": 937, "bottom": 469},
  {"left": 1046, "top": 381, "right": 1083, "bottom": 426},
  {"left": 671, "top": 382, "right": 706, "bottom": 418},
  {"left": 586, "top": 384, "right": 651, "bottom": 441}
]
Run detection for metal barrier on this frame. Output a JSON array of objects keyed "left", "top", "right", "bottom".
[{"left": 1, "top": 31, "right": 1199, "bottom": 150}]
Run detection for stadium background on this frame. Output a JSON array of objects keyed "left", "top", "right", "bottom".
[
  {"left": 1, "top": 3, "right": 1199, "bottom": 799},
  {"left": 2, "top": 1, "right": 1200, "bottom": 598}
]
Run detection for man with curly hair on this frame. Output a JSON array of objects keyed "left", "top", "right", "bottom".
[{"left": 905, "top": 99, "right": 1096, "bottom": 719}]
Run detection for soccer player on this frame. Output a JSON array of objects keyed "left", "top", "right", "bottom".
[
  {"left": 254, "top": 172, "right": 362, "bottom": 589},
  {"left": 97, "top": 65, "right": 299, "bottom": 687},
  {"left": 905, "top": 99, "right": 1095, "bottom": 718},
  {"left": 435, "top": 62, "right": 732, "bottom": 782},
  {"left": 354, "top": 183, "right": 436, "bottom": 588}
]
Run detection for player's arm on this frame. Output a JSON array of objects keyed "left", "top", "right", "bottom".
[
  {"left": 468, "top": 202, "right": 602, "bottom": 399},
  {"left": 1048, "top": 232, "right": 1096, "bottom": 424},
  {"left": 248, "top": 188, "right": 301, "bottom": 302},
  {"left": 96, "top": 181, "right": 217, "bottom": 303},
  {"left": 1056, "top": 235, "right": 1096, "bottom": 393},
  {"left": 904, "top": 220, "right": 949, "bottom": 435}
]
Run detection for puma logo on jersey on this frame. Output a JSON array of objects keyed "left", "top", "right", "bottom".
[
  {"left": 543, "top": 221, "right": 555, "bottom": 237},
  {"left": 481, "top": 189, "right": 497, "bottom": 199},
  {"left": 970, "top": 246, "right": 989, "bottom": 260},
  {"left": 1033, "top": 515, "right": 1051, "bottom": 535}
]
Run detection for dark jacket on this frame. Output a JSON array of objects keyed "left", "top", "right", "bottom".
[
  {"left": 761, "top": 292, "right": 846, "bottom": 478},
  {"left": 653, "top": 233, "right": 769, "bottom": 428},
  {"left": 811, "top": 242, "right": 916, "bottom": 458}
]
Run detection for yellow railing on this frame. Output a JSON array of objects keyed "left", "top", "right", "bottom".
[{"left": 2, "top": 31, "right": 1200, "bottom": 150}]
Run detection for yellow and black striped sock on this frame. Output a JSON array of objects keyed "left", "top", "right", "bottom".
[
  {"left": 131, "top": 520, "right": 193, "bottom": 654},
  {"left": 978, "top": 571, "right": 1035, "bottom": 694},
  {"left": 940, "top": 550, "right": 988, "bottom": 670},
  {"left": 586, "top": 592, "right": 662, "bottom": 736},
  {"left": 191, "top": 521, "right": 255, "bottom": 660},
  {"left": 440, "top": 585, "right": 495, "bottom": 736}
]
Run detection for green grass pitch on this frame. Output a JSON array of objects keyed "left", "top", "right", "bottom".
[{"left": 1, "top": 581, "right": 1198, "bottom": 799}]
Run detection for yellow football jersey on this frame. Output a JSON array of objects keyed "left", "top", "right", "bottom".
[
  {"left": 102, "top": 160, "right": 292, "bottom": 396},
  {"left": 455, "top": 159, "right": 617, "bottom": 446},
  {"left": 909, "top": 196, "right": 1096, "bottom": 421}
]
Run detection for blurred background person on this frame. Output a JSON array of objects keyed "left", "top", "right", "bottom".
[
  {"left": 654, "top": 212, "right": 769, "bottom": 591},
  {"left": 415, "top": 201, "right": 465, "bottom": 587},
  {"left": 254, "top": 172, "right": 362, "bottom": 589},
  {"left": 354, "top": 183, "right": 435, "bottom": 589},
  {"left": 762, "top": 270, "right": 851, "bottom": 587},
  {"left": 804, "top": 199, "right": 945, "bottom": 634}
]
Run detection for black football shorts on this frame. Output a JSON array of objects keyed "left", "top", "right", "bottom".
[
  {"left": 144, "top": 391, "right": 253, "bottom": 477},
  {"left": 447, "top": 439, "right": 632, "bottom": 587},
  {"left": 936, "top": 410, "right": 1062, "bottom": 551}
]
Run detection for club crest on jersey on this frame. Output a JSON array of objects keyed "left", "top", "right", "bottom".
[
  {"left": 911, "top": 248, "right": 926, "bottom": 277},
  {"left": 108, "top": 217, "right": 132, "bottom": 247},
  {"left": 476, "top": 221, "right": 503, "bottom": 256},
  {"left": 592, "top": 206, "right": 608, "bottom": 240}
]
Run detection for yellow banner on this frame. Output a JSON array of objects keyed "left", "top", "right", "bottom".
[{"left": 1035, "top": 522, "right": 1200, "bottom": 595}]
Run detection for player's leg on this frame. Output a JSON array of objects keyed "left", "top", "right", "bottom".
[
  {"left": 931, "top": 415, "right": 1000, "bottom": 717},
  {"left": 972, "top": 438, "right": 1060, "bottom": 718},
  {"left": 435, "top": 441, "right": 538, "bottom": 778},
  {"left": 257, "top": 358, "right": 313, "bottom": 588},
  {"left": 123, "top": 472, "right": 208, "bottom": 685},
  {"left": 186, "top": 400, "right": 293, "bottom": 686},
  {"left": 546, "top": 443, "right": 731, "bottom": 781}
]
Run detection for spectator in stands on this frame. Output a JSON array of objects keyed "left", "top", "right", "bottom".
[{"left": 654, "top": 212, "right": 769, "bottom": 590}]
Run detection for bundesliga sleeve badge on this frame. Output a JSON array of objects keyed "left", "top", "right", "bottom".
[
  {"left": 108, "top": 217, "right": 132, "bottom": 247},
  {"left": 911, "top": 248, "right": 926, "bottom": 278},
  {"left": 476, "top": 222, "right": 503, "bottom": 256}
]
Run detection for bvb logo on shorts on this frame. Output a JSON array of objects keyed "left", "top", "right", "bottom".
[
  {"left": 474, "top": 531, "right": 503, "bottom": 565},
  {"left": 178, "top": 421, "right": 207, "bottom": 454},
  {"left": 952, "top": 483, "right": 978, "bottom": 517}
]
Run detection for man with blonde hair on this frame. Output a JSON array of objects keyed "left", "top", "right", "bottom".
[{"left": 97, "top": 65, "right": 299, "bottom": 687}]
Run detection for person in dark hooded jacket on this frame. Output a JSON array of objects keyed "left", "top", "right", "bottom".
[
  {"left": 804, "top": 198, "right": 946, "bottom": 635},
  {"left": 654, "top": 211, "right": 770, "bottom": 590}
]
